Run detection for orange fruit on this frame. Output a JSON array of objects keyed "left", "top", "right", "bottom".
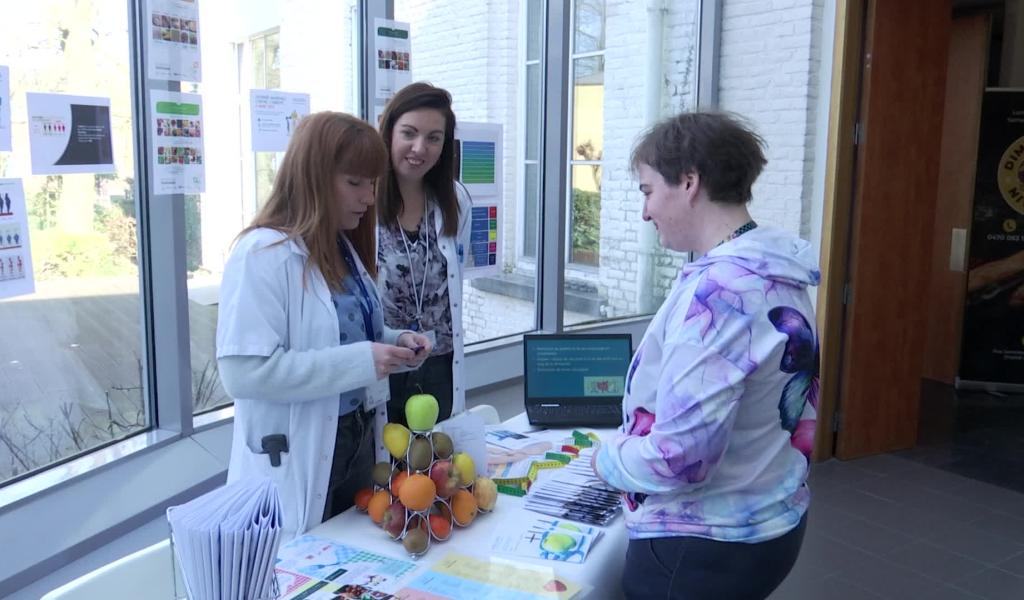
[
  {"left": 391, "top": 470, "right": 409, "bottom": 496},
  {"left": 367, "top": 489, "right": 391, "bottom": 524},
  {"left": 398, "top": 473, "right": 437, "bottom": 511},
  {"left": 428, "top": 513, "right": 452, "bottom": 540},
  {"left": 451, "top": 489, "right": 478, "bottom": 526},
  {"left": 354, "top": 487, "right": 374, "bottom": 511}
]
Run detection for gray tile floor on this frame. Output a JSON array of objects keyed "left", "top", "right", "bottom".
[{"left": 771, "top": 453, "right": 1024, "bottom": 599}]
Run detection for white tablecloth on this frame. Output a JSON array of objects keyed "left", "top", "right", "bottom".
[{"left": 306, "top": 413, "right": 628, "bottom": 599}]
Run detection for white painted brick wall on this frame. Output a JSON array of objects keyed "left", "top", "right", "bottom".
[
  {"left": 718, "top": 0, "right": 823, "bottom": 237},
  {"left": 397, "top": 0, "right": 823, "bottom": 335}
]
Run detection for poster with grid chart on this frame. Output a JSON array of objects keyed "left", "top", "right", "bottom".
[
  {"left": 275, "top": 535, "right": 421, "bottom": 599},
  {"left": 455, "top": 122, "right": 503, "bottom": 279}
]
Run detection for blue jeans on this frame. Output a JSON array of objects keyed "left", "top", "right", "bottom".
[{"left": 622, "top": 513, "right": 807, "bottom": 599}]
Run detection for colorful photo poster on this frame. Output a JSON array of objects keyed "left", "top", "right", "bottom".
[
  {"left": 147, "top": 0, "right": 202, "bottom": 82},
  {"left": 0, "top": 179, "right": 35, "bottom": 299},
  {"left": 150, "top": 90, "right": 205, "bottom": 194},
  {"left": 0, "top": 66, "right": 11, "bottom": 151},
  {"left": 250, "top": 89, "right": 310, "bottom": 152},
  {"left": 26, "top": 93, "right": 114, "bottom": 175},
  {"left": 374, "top": 19, "right": 411, "bottom": 100}
]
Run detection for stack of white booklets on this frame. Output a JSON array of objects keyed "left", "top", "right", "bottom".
[{"left": 166, "top": 477, "right": 283, "bottom": 600}]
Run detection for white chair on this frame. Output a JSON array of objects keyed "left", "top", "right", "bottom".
[
  {"left": 41, "top": 539, "right": 177, "bottom": 600},
  {"left": 467, "top": 403, "right": 501, "bottom": 425}
]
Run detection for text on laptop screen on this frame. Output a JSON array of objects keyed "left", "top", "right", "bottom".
[{"left": 524, "top": 336, "right": 633, "bottom": 400}]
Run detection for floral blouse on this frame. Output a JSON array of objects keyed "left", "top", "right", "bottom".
[{"left": 378, "top": 202, "right": 454, "bottom": 356}]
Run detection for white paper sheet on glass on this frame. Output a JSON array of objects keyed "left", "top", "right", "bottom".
[
  {"left": 26, "top": 93, "right": 115, "bottom": 175},
  {"left": 0, "top": 66, "right": 11, "bottom": 151},
  {"left": 147, "top": 0, "right": 202, "bottom": 82},
  {"left": 0, "top": 179, "right": 34, "bottom": 299},
  {"left": 150, "top": 89, "right": 205, "bottom": 194},
  {"left": 374, "top": 18, "right": 411, "bottom": 100},
  {"left": 250, "top": 90, "right": 310, "bottom": 152}
]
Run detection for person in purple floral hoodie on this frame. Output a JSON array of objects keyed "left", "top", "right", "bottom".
[{"left": 592, "top": 112, "right": 820, "bottom": 599}]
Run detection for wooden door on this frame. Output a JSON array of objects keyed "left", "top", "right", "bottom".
[
  {"left": 835, "top": 0, "right": 952, "bottom": 458},
  {"left": 921, "top": 14, "right": 991, "bottom": 385}
]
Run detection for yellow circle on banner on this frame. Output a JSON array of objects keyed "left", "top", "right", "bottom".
[
  {"left": 1005, "top": 219, "right": 1018, "bottom": 233},
  {"left": 997, "top": 136, "right": 1024, "bottom": 216}
]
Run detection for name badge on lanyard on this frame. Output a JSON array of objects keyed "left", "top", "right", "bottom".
[{"left": 337, "top": 236, "right": 376, "bottom": 342}]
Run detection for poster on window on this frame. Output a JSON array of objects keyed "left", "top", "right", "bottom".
[
  {"left": 0, "top": 66, "right": 11, "bottom": 152},
  {"left": 374, "top": 19, "right": 411, "bottom": 100},
  {"left": 455, "top": 122, "right": 503, "bottom": 279},
  {"left": 147, "top": 0, "right": 202, "bottom": 82},
  {"left": 455, "top": 122, "right": 502, "bottom": 199},
  {"left": 0, "top": 179, "right": 34, "bottom": 299},
  {"left": 959, "top": 89, "right": 1024, "bottom": 387},
  {"left": 250, "top": 89, "right": 310, "bottom": 152},
  {"left": 150, "top": 90, "right": 205, "bottom": 194},
  {"left": 26, "top": 93, "right": 115, "bottom": 175}
]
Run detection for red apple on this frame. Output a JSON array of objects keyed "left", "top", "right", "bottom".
[
  {"left": 429, "top": 460, "right": 460, "bottom": 499},
  {"left": 381, "top": 500, "right": 407, "bottom": 539}
]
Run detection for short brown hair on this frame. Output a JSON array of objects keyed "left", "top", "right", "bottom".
[
  {"left": 377, "top": 82, "right": 459, "bottom": 236},
  {"left": 631, "top": 112, "right": 767, "bottom": 204},
  {"left": 242, "top": 112, "right": 387, "bottom": 289}
]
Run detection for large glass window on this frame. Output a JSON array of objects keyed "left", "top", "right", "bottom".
[
  {"left": 396, "top": 0, "right": 541, "bottom": 345},
  {"left": 0, "top": 2, "right": 143, "bottom": 485},
  {"left": 187, "top": 0, "right": 361, "bottom": 418},
  {"left": 561, "top": 0, "right": 699, "bottom": 326}
]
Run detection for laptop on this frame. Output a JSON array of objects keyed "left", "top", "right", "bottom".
[{"left": 523, "top": 333, "right": 633, "bottom": 427}]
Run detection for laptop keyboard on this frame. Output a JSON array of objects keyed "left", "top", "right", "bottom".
[{"left": 529, "top": 404, "right": 622, "bottom": 426}]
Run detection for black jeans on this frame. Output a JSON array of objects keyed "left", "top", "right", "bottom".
[
  {"left": 321, "top": 408, "right": 375, "bottom": 522},
  {"left": 622, "top": 513, "right": 807, "bottom": 599},
  {"left": 387, "top": 352, "right": 454, "bottom": 427}
]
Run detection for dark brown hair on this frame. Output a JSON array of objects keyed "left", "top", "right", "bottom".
[
  {"left": 631, "top": 112, "right": 767, "bottom": 204},
  {"left": 377, "top": 82, "right": 459, "bottom": 236},
  {"left": 241, "top": 111, "right": 387, "bottom": 288}
]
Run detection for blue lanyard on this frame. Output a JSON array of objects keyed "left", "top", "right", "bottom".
[{"left": 337, "top": 236, "right": 376, "bottom": 341}]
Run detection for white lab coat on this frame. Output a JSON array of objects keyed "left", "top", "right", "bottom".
[
  {"left": 217, "top": 228, "right": 404, "bottom": 539},
  {"left": 429, "top": 186, "right": 471, "bottom": 414}
]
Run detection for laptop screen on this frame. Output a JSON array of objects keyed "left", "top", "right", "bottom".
[{"left": 523, "top": 334, "right": 633, "bottom": 402}]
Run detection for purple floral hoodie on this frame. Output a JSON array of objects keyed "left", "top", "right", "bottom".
[{"left": 594, "top": 226, "right": 820, "bottom": 542}]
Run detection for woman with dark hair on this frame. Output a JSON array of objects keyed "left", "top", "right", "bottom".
[
  {"left": 217, "top": 112, "right": 431, "bottom": 539},
  {"left": 376, "top": 82, "right": 470, "bottom": 427},
  {"left": 592, "top": 112, "right": 820, "bottom": 599}
]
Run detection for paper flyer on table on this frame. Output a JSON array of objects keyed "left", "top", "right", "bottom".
[
  {"left": 396, "top": 552, "right": 586, "bottom": 600},
  {"left": 150, "top": 89, "right": 205, "bottom": 194},
  {"left": 491, "top": 517, "right": 603, "bottom": 565},
  {"left": 250, "top": 89, "right": 309, "bottom": 152},
  {"left": 0, "top": 179, "right": 34, "bottom": 299},
  {"left": 147, "top": 0, "right": 202, "bottom": 82},
  {"left": 0, "top": 66, "right": 10, "bottom": 151},
  {"left": 434, "top": 410, "right": 487, "bottom": 478},
  {"left": 275, "top": 535, "right": 421, "bottom": 599},
  {"left": 27, "top": 93, "right": 115, "bottom": 175}
]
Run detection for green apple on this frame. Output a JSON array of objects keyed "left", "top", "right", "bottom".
[{"left": 405, "top": 393, "right": 439, "bottom": 431}]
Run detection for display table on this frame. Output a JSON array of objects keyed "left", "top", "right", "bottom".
[{"left": 306, "top": 414, "right": 627, "bottom": 599}]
